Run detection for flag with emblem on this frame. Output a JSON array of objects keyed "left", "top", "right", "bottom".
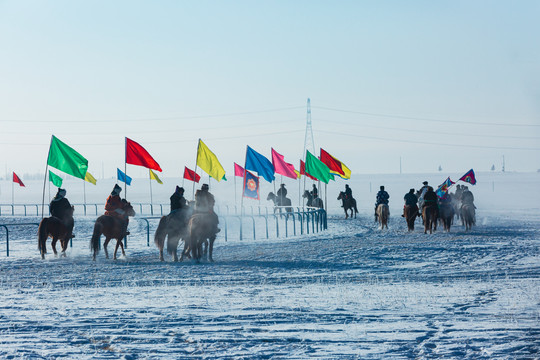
[
  {"left": 459, "top": 169, "right": 477, "bottom": 185},
  {"left": 436, "top": 177, "right": 455, "bottom": 198},
  {"left": 243, "top": 170, "right": 259, "bottom": 200}
]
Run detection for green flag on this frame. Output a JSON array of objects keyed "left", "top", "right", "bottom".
[
  {"left": 47, "top": 136, "right": 88, "bottom": 179},
  {"left": 49, "top": 170, "right": 63, "bottom": 187},
  {"left": 305, "top": 150, "right": 334, "bottom": 184}
]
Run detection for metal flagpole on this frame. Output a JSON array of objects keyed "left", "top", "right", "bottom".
[
  {"left": 11, "top": 177, "right": 14, "bottom": 206},
  {"left": 149, "top": 169, "right": 153, "bottom": 215},
  {"left": 124, "top": 137, "right": 128, "bottom": 200},
  {"left": 241, "top": 146, "right": 247, "bottom": 215},
  {"left": 192, "top": 139, "right": 200, "bottom": 200},
  {"left": 325, "top": 183, "right": 328, "bottom": 211},
  {"left": 41, "top": 136, "right": 53, "bottom": 218},
  {"left": 83, "top": 178, "right": 86, "bottom": 208},
  {"left": 234, "top": 171, "right": 237, "bottom": 210}
]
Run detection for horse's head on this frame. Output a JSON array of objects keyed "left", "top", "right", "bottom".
[
  {"left": 337, "top": 192, "right": 344, "bottom": 200},
  {"left": 302, "top": 190, "right": 310, "bottom": 198},
  {"left": 267, "top": 192, "right": 275, "bottom": 201},
  {"left": 123, "top": 202, "right": 136, "bottom": 217}
]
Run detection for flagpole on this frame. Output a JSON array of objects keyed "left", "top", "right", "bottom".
[
  {"left": 41, "top": 136, "right": 53, "bottom": 218},
  {"left": 325, "top": 183, "right": 328, "bottom": 212},
  {"left": 193, "top": 139, "right": 200, "bottom": 200},
  {"left": 124, "top": 137, "right": 128, "bottom": 200},
  {"left": 182, "top": 167, "right": 185, "bottom": 188},
  {"left": 298, "top": 174, "right": 301, "bottom": 207},
  {"left": 241, "top": 146, "right": 247, "bottom": 215},
  {"left": 11, "top": 177, "right": 14, "bottom": 206},
  {"left": 149, "top": 169, "right": 153, "bottom": 214},
  {"left": 83, "top": 178, "right": 86, "bottom": 208}
]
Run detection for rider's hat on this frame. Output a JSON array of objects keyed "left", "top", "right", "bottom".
[
  {"left": 423, "top": 181, "right": 428, "bottom": 185},
  {"left": 111, "top": 184, "right": 122, "bottom": 196},
  {"left": 176, "top": 186, "right": 184, "bottom": 194},
  {"left": 201, "top": 183, "right": 209, "bottom": 190},
  {"left": 380, "top": 185, "right": 385, "bottom": 190},
  {"left": 57, "top": 188, "right": 66, "bottom": 197}
]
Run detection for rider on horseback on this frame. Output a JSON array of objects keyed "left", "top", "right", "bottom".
[
  {"left": 50, "top": 188, "right": 74, "bottom": 237},
  {"left": 374, "top": 185, "right": 390, "bottom": 221},
  {"left": 170, "top": 186, "right": 187, "bottom": 213},
  {"left": 342, "top": 184, "right": 353, "bottom": 207},
  {"left": 195, "top": 184, "right": 220, "bottom": 234},
  {"left": 421, "top": 186, "right": 439, "bottom": 217},
  {"left": 105, "top": 184, "right": 130, "bottom": 236},
  {"left": 311, "top": 184, "right": 318, "bottom": 199},
  {"left": 402, "top": 188, "right": 419, "bottom": 217},
  {"left": 277, "top": 184, "right": 287, "bottom": 204}
]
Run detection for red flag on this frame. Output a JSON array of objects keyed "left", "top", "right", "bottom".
[
  {"left": 13, "top": 172, "right": 25, "bottom": 187},
  {"left": 271, "top": 148, "right": 297, "bottom": 179},
  {"left": 300, "top": 160, "right": 318, "bottom": 181},
  {"left": 320, "top": 148, "right": 345, "bottom": 176},
  {"left": 183, "top": 166, "right": 201, "bottom": 183},
  {"left": 125, "top": 137, "right": 162, "bottom": 172},
  {"left": 234, "top": 163, "right": 245, "bottom": 177}
]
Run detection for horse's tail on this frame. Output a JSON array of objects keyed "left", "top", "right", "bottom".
[
  {"left": 154, "top": 216, "right": 168, "bottom": 250},
  {"left": 38, "top": 218, "right": 49, "bottom": 257},
  {"left": 90, "top": 219, "right": 103, "bottom": 255}
]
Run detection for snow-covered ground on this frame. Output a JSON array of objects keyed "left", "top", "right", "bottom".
[{"left": 0, "top": 172, "right": 539, "bottom": 358}]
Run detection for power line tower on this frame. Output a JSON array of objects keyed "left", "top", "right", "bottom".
[{"left": 303, "top": 98, "right": 315, "bottom": 160}]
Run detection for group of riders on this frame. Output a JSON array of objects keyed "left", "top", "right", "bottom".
[{"left": 48, "top": 183, "right": 221, "bottom": 240}]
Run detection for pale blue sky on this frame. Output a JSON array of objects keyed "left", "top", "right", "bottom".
[{"left": 1, "top": 0, "right": 539, "bottom": 180}]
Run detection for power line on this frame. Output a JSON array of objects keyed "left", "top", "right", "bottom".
[
  {"left": 313, "top": 105, "right": 540, "bottom": 127},
  {"left": 0, "top": 106, "right": 305, "bottom": 123},
  {"left": 316, "top": 129, "right": 540, "bottom": 151}
]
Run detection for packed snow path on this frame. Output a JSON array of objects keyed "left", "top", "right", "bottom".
[{"left": 0, "top": 214, "right": 539, "bottom": 359}]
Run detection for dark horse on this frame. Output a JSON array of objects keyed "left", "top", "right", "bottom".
[
  {"left": 422, "top": 203, "right": 438, "bottom": 234},
  {"left": 461, "top": 204, "right": 475, "bottom": 231},
  {"left": 267, "top": 192, "right": 293, "bottom": 213},
  {"left": 38, "top": 206, "right": 74, "bottom": 259},
  {"left": 187, "top": 212, "right": 218, "bottom": 263},
  {"left": 404, "top": 205, "right": 419, "bottom": 232},
  {"left": 438, "top": 202, "right": 455, "bottom": 232},
  {"left": 91, "top": 202, "right": 135, "bottom": 260},
  {"left": 337, "top": 192, "right": 357, "bottom": 219},
  {"left": 154, "top": 206, "right": 193, "bottom": 262},
  {"left": 302, "top": 190, "right": 324, "bottom": 208}
]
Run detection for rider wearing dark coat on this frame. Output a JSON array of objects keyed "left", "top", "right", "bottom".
[
  {"left": 422, "top": 186, "right": 439, "bottom": 218},
  {"left": 375, "top": 186, "right": 390, "bottom": 219},
  {"left": 50, "top": 188, "right": 74, "bottom": 237},
  {"left": 402, "top": 188, "right": 419, "bottom": 217},
  {"left": 311, "top": 184, "right": 318, "bottom": 198},
  {"left": 105, "top": 184, "right": 129, "bottom": 235},
  {"left": 195, "top": 184, "right": 220, "bottom": 234},
  {"left": 170, "top": 186, "right": 187, "bottom": 212},
  {"left": 344, "top": 184, "right": 352, "bottom": 199},
  {"left": 461, "top": 187, "right": 475, "bottom": 207},
  {"left": 277, "top": 184, "right": 287, "bottom": 202}
]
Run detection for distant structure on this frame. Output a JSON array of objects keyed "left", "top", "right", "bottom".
[
  {"left": 491, "top": 164, "right": 495, "bottom": 171},
  {"left": 438, "top": 165, "right": 442, "bottom": 172},
  {"left": 303, "top": 98, "right": 315, "bottom": 160},
  {"left": 502, "top": 155, "right": 505, "bottom": 172}
]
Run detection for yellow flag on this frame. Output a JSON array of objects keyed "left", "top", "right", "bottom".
[
  {"left": 149, "top": 169, "right": 163, "bottom": 184},
  {"left": 84, "top": 171, "right": 97, "bottom": 185},
  {"left": 196, "top": 139, "right": 226, "bottom": 182},
  {"left": 294, "top": 169, "right": 301, "bottom": 179}
]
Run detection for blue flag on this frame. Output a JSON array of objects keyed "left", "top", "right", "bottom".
[
  {"left": 436, "top": 177, "right": 455, "bottom": 198},
  {"left": 117, "top": 168, "right": 132, "bottom": 186},
  {"left": 245, "top": 146, "right": 275, "bottom": 183},
  {"left": 243, "top": 170, "right": 260, "bottom": 200}
]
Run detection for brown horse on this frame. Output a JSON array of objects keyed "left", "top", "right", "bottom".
[
  {"left": 302, "top": 190, "right": 324, "bottom": 209},
  {"left": 461, "top": 204, "right": 475, "bottom": 231},
  {"left": 376, "top": 203, "right": 389, "bottom": 230},
  {"left": 438, "top": 203, "right": 455, "bottom": 232},
  {"left": 38, "top": 206, "right": 74, "bottom": 259},
  {"left": 404, "top": 205, "right": 418, "bottom": 232},
  {"left": 337, "top": 192, "right": 357, "bottom": 219},
  {"left": 154, "top": 206, "right": 193, "bottom": 262},
  {"left": 91, "top": 202, "right": 135, "bottom": 260},
  {"left": 422, "top": 203, "right": 438, "bottom": 234},
  {"left": 187, "top": 212, "right": 217, "bottom": 263},
  {"left": 267, "top": 192, "right": 293, "bottom": 213}
]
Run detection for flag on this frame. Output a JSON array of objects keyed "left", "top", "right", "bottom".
[
  {"left": 300, "top": 160, "right": 318, "bottom": 181},
  {"left": 234, "top": 163, "right": 245, "bottom": 177},
  {"left": 436, "top": 177, "right": 455, "bottom": 198},
  {"left": 196, "top": 139, "right": 226, "bottom": 182},
  {"left": 320, "top": 148, "right": 351, "bottom": 179},
  {"left": 12, "top": 172, "right": 25, "bottom": 187},
  {"left": 47, "top": 135, "right": 88, "bottom": 179},
  {"left": 294, "top": 169, "right": 301, "bottom": 179},
  {"left": 243, "top": 170, "right": 260, "bottom": 200},
  {"left": 459, "top": 169, "right": 477, "bottom": 185},
  {"left": 149, "top": 169, "right": 163, "bottom": 184},
  {"left": 271, "top": 148, "right": 298, "bottom": 180},
  {"left": 305, "top": 151, "right": 334, "bottom": 184},
  {"left": 49, "top": 170, "right": 63, "bottom": 187},
  {"left": 245, "top": 146, "right": 275, "bottom": 183},
  {"left": 117, "top": 168, "right": 132, "bottom": 185},
  {"left": 84, "top": 171, "right": 97, "bottom": 185},
  {"left": 126, "top": 137, "right": 162, "bottom": 172},
  {"left": 184, "top": 166, "right": 201, "bottom": 183}
]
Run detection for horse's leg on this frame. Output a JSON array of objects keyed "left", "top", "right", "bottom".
[
  {"left": 117, "top": 239, "right": 126, "bottom": 259},
  {"left": 208, "top": 236, "right": 215, "bottom": 262},
  {"left": 60, "top": 239, "right": 68, "bottom": 257},
  {"left": 103, "top": 237, "right": 111, "bottom": 259},
  {"left": 51, "top": 237, "right": 59, "bottom": 256}
]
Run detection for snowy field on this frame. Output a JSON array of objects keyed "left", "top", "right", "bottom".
[{"left": 0, "top": 172, "right": 539, "bottom": 358}]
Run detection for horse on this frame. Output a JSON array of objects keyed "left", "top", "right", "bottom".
[
  {"left": 187, "top": 212, "right": 217, "bottom": 263},
  {"left": 422, "top": 203, "right": 438, "bottom": 234},
  {"left": 438, "top": 202, "right": 455, "bottom": 232},
  {"left": 91, "top": 202, "right": 135, "bottom": 260},
  {"left": 154, "top": 206, "right": 193, "bottom": 262},
  {"left": 337, "top": 192, "right": 357, "bottom": 219},
  {"left": 376, "top": 203, "right": 389, "bottom": 229},
  {"left": 461, "top": 204, "right": 475, "bottom": 231},
  {"left": 404, "top": 205, "right": 418, "bottom": 232},
  {"left": 302, "top": 190, "right": 324, "bottom": 209},
  {"left": 38, "top": 206, "right": 74, "bottom": 259},
  {"left": 267, "top": 192, "right": 293, "bottom": 213}
]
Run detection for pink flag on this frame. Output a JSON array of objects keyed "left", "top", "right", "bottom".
[
  {"left": 271, "top": 148, "right": 297, "bottom": 180},
  {"left": 234, "top": 163, "right": 245, "bottom": 177}
]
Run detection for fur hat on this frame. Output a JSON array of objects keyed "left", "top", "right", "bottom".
[
  {"left": 201, "top": 184, "right": 209, "bottom": 190},
  {"left": 57, "top": 188, "right": 66, "bottom": 198},
  {"left": 380, "top": 186, "right": 385, "bottom": 190},
  {"left": 423, "top": 181, "right": 428, "bottom": 185},
  {"left": 111, "top": 184, "right": 122, "bottom": 196},
  {"left": 176, "top": 186, "right": 184, "bottom": 194},
  {"left": 409, "top": 188, "right": 415, "bottom": 193}
]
